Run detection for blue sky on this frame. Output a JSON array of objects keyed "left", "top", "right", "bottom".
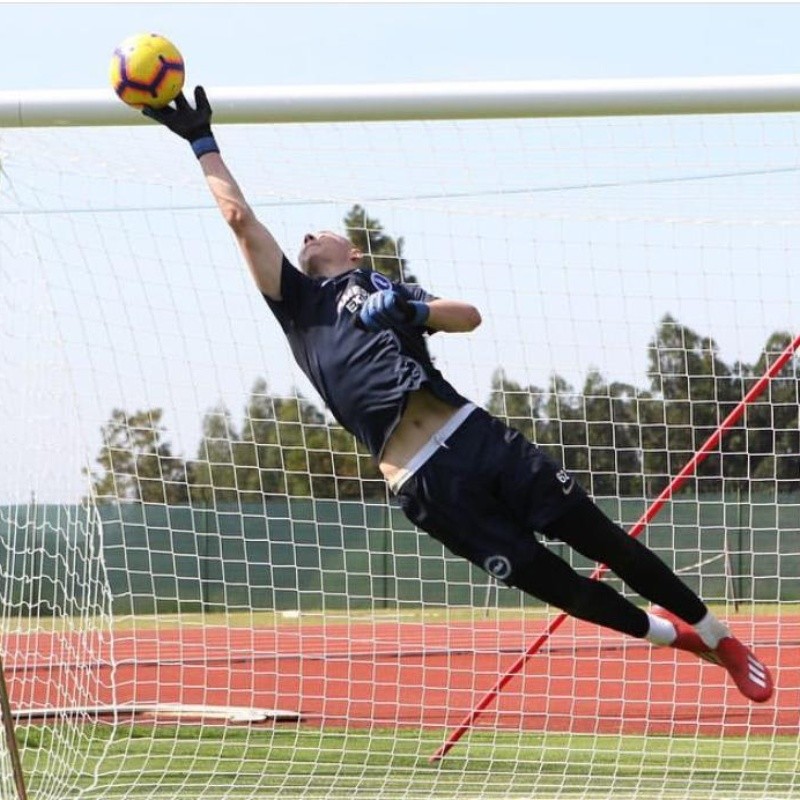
[{"left": 4, "top": 3, "right": 800, "bottom": 91}]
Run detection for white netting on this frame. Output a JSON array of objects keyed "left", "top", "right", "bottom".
[{"left": 0, "top": 105, "right": 797, "bottom": 798}]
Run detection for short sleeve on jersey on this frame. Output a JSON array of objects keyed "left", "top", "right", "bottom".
[{"left": 262, "top": 256, "right": 315, "bottom": 328}]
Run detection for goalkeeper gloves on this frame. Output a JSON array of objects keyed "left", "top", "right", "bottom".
[
  {"left": 358, "top": 289, "right": 430, "bottom": 332},
  {"left": 142, "top": 85, "right": 219, "bottom": 159}
]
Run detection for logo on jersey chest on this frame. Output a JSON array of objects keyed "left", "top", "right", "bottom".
[
  {"left": 337, "top": 284, "right": 369, "bottom": 316},
  {"left": 337, "top": 271, "right": 392, "bottom": 317},
  {"left": 370, "top": 272, "right": 392, "bottom": 291}
]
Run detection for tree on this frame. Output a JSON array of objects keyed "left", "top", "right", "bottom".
[
  {"left": 743, "top": 332, "right": 800, "bottom": 491},
  {"left": 234, "top": 377, "right": 285, "bottom": 502},
  {"left": 536, "top": 374, "right": 592, "bottom": 489},
  {"left": 486, "top": 368, "right": 539, "bottom": 441},
  {"left": 485, "top": 318, "right": 799, "bottom": 499},
  {"left": 645, "top": 315, "right": 738, "bottom": 493},
  {"left": 187, "top": 380, "right": 384, "bottom": 505},
  {"left": 582, "top": 371, "right": 645, "bottom": 497},
  {"left": 343, "top": 204, "right": 418, "bottom": 283},
  {"left": 270, "top": 392, "right": 328, "bottom": 498},
  {"left": 234, "top": 378, "right": 385, "bottom": 501},
  {"left": 329, "top": 425, "right": 385, "bottom": 501},
  {"left": 90, "top": 313, "right": 798, "bottom": 505},
  {"left": 189, "top": 405, "right": 240, "bottom": 506},
  {"left": 88, "top": 408, "right": 188, "bottom": 503}
]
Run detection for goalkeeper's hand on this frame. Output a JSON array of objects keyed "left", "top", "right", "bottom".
[
  {"left": 142, "top": 86, "right": 219, "bottom": 158},
  {"left": 358, "top": 289, "right": 430, "bottom": 332}
]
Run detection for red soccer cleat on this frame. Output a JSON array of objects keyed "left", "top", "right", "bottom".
[
  {"left": 650, "top": 607, "right": 774, "bottom": 702},
  {"left": 650, "top": 607, "right": 720, "bottom": 664},
  {"left": 712, "top": 636, "right": 774, "bottom": 703}
]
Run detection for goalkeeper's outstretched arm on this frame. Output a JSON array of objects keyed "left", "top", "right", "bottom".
[
  {"left": 199, "top": 152, "right": 284, "bottom": 300},
  {"left": 142, "top": 86, "right": 284, "bottom": 301}
]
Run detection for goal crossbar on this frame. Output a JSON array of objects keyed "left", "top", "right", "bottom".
[
  {"left": 3, "top": 71, "right": 800, "bottom": 800},
  {"left": 5, "top": 74, "right": 800, "bottom": 127}
]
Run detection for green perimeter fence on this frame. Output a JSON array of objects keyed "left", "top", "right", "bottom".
[{"left": 0, "top": 492, "right": 798, "bottom": 617}]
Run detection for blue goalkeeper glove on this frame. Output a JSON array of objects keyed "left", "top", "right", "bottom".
[
  {"left": 358, "top": 289, "right": 430, "bottom": 332},
  {"left": 142, "top": 85, "right": 219, "bottom": 159}
]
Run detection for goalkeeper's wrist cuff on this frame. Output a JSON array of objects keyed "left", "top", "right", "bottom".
[
  {"left": 191, "top": 135, "right": 219, "bottom": 159},
  {"left": 408, "top": 301, "right": 430, "bottom": 326}
]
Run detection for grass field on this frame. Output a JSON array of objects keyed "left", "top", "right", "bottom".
[{"left": 15, "top": 724, "right": 800, "bottom": 800}]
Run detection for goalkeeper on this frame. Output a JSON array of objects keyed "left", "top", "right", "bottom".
[{"left": 144, "top": 88, "right": 773, "bottom": 703}]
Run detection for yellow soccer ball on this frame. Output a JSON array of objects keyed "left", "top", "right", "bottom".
[{"left": 109, "top": 33, "right": 185, "bottom": 109}]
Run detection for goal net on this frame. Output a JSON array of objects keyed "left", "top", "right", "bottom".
[{"left": 0, "top": 80, "right": 798, "bottom": 799}]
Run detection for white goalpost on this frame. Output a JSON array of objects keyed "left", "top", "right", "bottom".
[{"left": 0, "top": 76, "right": 799, "bottom": 799}]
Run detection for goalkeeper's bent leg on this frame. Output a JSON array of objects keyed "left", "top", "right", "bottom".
[
  {"left": 508, "top": 544, "right": 650, "bottom": 638},
  {"left": 539, "top": 500, "right": 774, "bottom": 702},
  {"left": 541, "top": 497, "right": 708, "bottom": 625}
]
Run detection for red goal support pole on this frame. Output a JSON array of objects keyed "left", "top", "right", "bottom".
[{"left": 431, "top": 332, "right": 800, "bottom": 764}]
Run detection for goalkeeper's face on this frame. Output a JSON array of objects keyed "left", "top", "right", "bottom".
[{"left": 298, "top": 231, "right": 362, "bottom": 277}]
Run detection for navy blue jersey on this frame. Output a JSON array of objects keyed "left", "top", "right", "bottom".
[{"left": 264, "top": 257, "right": 470, "bottom": 459}]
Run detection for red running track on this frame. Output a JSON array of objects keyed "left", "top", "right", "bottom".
[{"left": 4, "top": 614, "right": 798, "bottom": 737}]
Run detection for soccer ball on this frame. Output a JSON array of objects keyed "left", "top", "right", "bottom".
[{"left": 109, "top": 33, "right": 185, "bottom": 109}]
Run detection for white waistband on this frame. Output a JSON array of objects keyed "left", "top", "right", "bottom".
[{"left": 387, "top": 403, "right": 477, "bottom": 494}]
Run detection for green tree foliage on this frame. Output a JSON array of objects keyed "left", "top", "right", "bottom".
[
  {"left": 90, "top": 319, "right": 798, "bottom": 505},
  {"left": 87, "top": 408, "right": 188, "bottom": 503},
  {"left": 486, "top": 368, "right": 542, "bottom": 442},
  {"left": 343, "top": 204, "right": 417, "bottom": 283},
  {"left": 189, "top": 405, "right": 239, "bottom": 506},
  {"left": 185, "top": 379, "right": 385, "bottom": 507},
  {"left": 645, "top": 314, "right": 739, "bottom": 492},
  {"left": 88, "top": 201, "right": 799, "bottom": 505},
  {"left": 488, "top": 317, "right": 799, "bottom": 498},
  {"left": 579, "top": 371, "right": 645, "bottom": 498},
  {"left": 739, "top": 331, "right": 800, "bottom": 488}
]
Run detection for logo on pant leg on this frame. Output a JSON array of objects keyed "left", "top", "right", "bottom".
[
  {"left": 484, "top": 554, "right": 512, "bottom": 580},
  {"left": 555, "top": 468, "right": 575, "bottom": 495}
]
